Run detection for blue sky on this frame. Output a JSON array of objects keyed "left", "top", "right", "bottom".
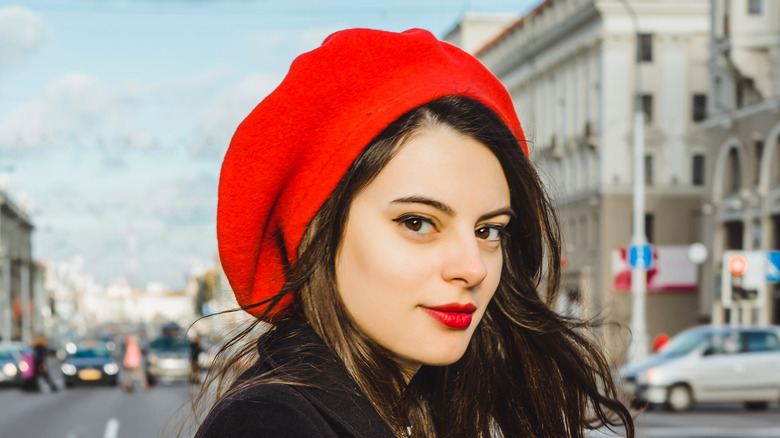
[{"left": 0, "top": 0, "right": 539, "bottom": 290}]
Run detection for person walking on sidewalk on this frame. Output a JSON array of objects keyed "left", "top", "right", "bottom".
[
  {"left": 189, "top": 335, "right": 202, "bottom": 384},
  {"left": 122, "top": 335, "right": 150, "bottom": 392},
  {"left": 32, "top": 334, "right": 58, "bottom": 392}
]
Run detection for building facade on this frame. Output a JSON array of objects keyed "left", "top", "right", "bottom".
[
  {"left": 0, "top": 190, "right": 37, "bottom": 343},
  {"left": 456, "top": 0, "right": 711, "bottom": 362},
  {"left": 701, "top": 0, "right": 780, "bottom": 325}
]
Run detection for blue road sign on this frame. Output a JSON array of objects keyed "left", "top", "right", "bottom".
[
  {"left": 629, "top": 244, "right": 653, "bottom": 269},
  {"left": 767, "top": 251, "right": 780, "bottom": 283}
]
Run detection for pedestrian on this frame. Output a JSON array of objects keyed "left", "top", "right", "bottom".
[
  {"left": 31, "top": 334, "right": 58, "bottom": 392},
  {"left": 121, "top": 335, "right": 150, "bottom": 392},
  {"left": 189, "top": 335, "right": 202, "bottom": 384},
  {"left": 193, "top": 28, "right": 634, "bottom": 438}
]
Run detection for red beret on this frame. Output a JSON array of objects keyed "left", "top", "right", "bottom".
[{"left": 217, "top": 28, "right": 526, "bottom": 319}]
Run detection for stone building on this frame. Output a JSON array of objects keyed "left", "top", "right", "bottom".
[
  {"left": 700, "top": 0, "right": 780, "bottom": 325},
  {"left": 452, "top": 0, "right": 711, "bottom": 362},
  {"left": 0, "top": 190, "right": 36, "bottom": 342}
]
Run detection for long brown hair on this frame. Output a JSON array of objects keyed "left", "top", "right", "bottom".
[{"left": 192, "top": 96, "right": 634, "bottom": 437}]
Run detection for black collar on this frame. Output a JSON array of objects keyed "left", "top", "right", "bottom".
[{"left": 256, "top": 319, "right": 397, "bottom": 438}]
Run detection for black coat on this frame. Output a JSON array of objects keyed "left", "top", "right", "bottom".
[{"left": 195, "top": 320, "right": 396, "bottom": 438}]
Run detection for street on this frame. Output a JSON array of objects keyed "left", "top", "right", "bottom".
[
  {"left": 590, "top": 403, "right": 780, "bottom": 438},
  {"left": 0, "top": 376, "right": 200, "bottom": 438},
  {"left": 3, "top": 373, "right": 780, "bottom": 438}
]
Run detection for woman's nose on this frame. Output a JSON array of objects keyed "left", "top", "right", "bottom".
[{"left": 441, "top": 232, "right": 488, "bottom": 287}]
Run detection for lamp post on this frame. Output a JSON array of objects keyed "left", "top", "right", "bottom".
[{"left": 620, "top": 0, "right": 649, "bottom": 363}]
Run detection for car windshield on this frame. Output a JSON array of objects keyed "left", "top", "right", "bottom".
[
  {"left": 149, "top": 337, "right": 189, "bottom": 350},
  {"left": 658, "top": 330, "right": 710, "bottom": 357},
  {"left": 0, "top": 349, "right": 16, "bottom": 360},
  {"left": 71, "top": 348, "right": 111, "bottom": 358}
]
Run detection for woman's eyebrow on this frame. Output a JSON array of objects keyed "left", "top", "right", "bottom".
[
  {"left": 390, "top": 196, "right": 453, "bottom": 216},
  {"left": 390, "top": 196, "right": 515, "bottom": 222},
  {"left": 478, "top": 207, "right": 515, "bottom": 223}
]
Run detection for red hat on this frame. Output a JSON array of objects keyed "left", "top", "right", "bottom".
[{"left": 218, "top": 28, "right": 526, "bottom": 319}]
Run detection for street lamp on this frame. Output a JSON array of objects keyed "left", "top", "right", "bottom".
[{"left": 620, "top": 0, "right": 649, "bottom": 363}]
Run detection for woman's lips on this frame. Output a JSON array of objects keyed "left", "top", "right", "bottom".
[{"left": 422, "top": 303, "right": 477, "bottom": 329}]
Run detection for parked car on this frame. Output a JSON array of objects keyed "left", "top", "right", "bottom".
[
  {"left": 620, "top": 324, "right": 780, "bottom": 411},
  {"left": 145, "top": 337, "right": 191, "bottom": 384},
  {"left": 0, "top": 343, "right": 23, "bottom": 387},
  {"left": 6, "top": 341, "right": 36, "bottom": 390},
  {"left": 61, "top": 344, "right": 120, "bottom": 387}
]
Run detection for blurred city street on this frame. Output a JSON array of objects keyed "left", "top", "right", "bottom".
[
  {"left": 0, "top": 360, "right": 201, "bottom": 438},
  {"left": 3, "top": 371, "right": 780, "bottom": 438},
  {"left": 635, "top": 404, "right": 780, "bottom": 437},
  {"left": 1, "top": 0, "right": 780, "bottom": 436},
  {"left": 590, "top": 403, "right": 780, "bottom": 438}
]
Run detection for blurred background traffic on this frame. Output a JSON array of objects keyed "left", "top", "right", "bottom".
[{"left": 1, "top": 0, "right": 780, "bottom": 437}]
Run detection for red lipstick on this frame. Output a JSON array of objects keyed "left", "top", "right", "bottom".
[{"left": 422, "top": 303, "right": 477, "bottom": 329}]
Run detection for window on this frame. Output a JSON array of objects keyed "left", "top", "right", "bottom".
[
  {"left": 645, "top": 214, "right": 655, "bottom": 244},
  {"left": 741, "top": 331, "right": 780, "bottom": 352},
  {"left": 692, "top": 94, "right": 707, "bottom": 122},
  {"left": 724, "top": 221, "right": 744, "bottom": 250},
  {"left": 755, "top": 140, "right": 764, "bottom": 185},
  {"left": 727, "top": 148, "right": 741, "bottom": 192},
  {"left": 708, "top": 331, "right": 742, "bottom": 355},
  {"left": 736, "top": 78, "right": 753, "bottom": 109},
  {"left": 644, "top": 154, "right": 654, "bottom": 185},
  {"left": 692, "top": 154, "right": 705, "bottom": 185},
  {"left": 748, "top": 0, "right": 762, "bottom": 15},
  {"left": 641, "top": 94, "right": 653, "bottom": 123},
  {"left": 637, "top": 33, "right": 653, "bottom": 62}
]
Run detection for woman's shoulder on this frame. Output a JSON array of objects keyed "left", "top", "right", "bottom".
[{"left": 195, "top": 382, "right": 339, "bottom": 438}]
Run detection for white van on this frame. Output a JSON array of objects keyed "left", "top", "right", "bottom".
[{"left": 619, "top": 325, "right": 780, "bottom": 411}]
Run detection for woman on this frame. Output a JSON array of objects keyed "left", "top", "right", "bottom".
[
  {"left": 194, "top": 28, "right": 634, "bottom": 437},
  {"left": 122, "top": 335, "right": 150, "bottom": 392}
]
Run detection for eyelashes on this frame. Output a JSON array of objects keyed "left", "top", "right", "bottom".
[
  {"left": 475, "top": 226, "right": 505, "bottom": 242},
  {"left": 392, "top": 214, "right": 436, "bottom": 235},
  {"left": 392, "top": 214, "right": 508, "bottom": 243}
]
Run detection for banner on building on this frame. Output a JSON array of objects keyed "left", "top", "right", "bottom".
[{"left": 612, "top": 245, "right": 697, "bottom": 292}]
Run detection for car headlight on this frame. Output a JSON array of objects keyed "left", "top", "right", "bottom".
[
  {"left": 103, "top": 363, "right": 119, "bottom": 375},
  {"left": 19, "top": 361, "right": 29, "bottom": 374},
  {"left": 639, "top": 367, "right": 659, "bottom": 384},
  {"left": 61, "top": 363, "right": 77, "bottom": 376},
  {"left": 148, "top": 354, "right": 159, "bottom": 365},
  {"left": 2, "top": 363, "right": 17, "bottom": 377},
  {"left": 65, "top": 342, "right": 77, "bottom": 355}
]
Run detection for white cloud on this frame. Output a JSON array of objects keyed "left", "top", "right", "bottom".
[
  {"left": 0, "top": 99, "right": 48, "bottom": 147},
  {"left": 0, "top": 6, "right": 50, "bottom": 68},
  {"left": 245, "top": 26, "right": 340, "bottom": 68},
  {"left": 193, "top": 73, "right": 281, "bottom": 156},
  {"left": 296, "top": 27, "right": 342, "bottom": 53},
  {"left": 0, "top": 66, "right": 249, "bottom": 151},
  {"left": 0, "top": 72, "right": 125, "bottom": 149},
  {"left": 48, "top": 73, "right": 114, "bottom": 117}
]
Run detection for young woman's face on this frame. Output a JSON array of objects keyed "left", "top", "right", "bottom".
[{"left": 335, "top": 126, "right": 513, "bottom": 377}]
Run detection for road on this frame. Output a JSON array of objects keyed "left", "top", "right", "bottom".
[
  {"left": 0, "top": 377, "right": 201, "bottom": 438},
  {"left": 590, "top": 403, "right": 780, "bottom": 438},
  {"left": 3, "top": 372, "right": 780, "bottom": 437}
]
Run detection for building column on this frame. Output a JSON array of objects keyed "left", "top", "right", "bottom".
[
  {"left": 710, "top": 208, "right": 725, "bottom": 325},
  {"left": 1, "top": 251, "right": 9, "bottom": 341},
  {"left": 21, "top": 259, "right": 30, "bottom": 343}
]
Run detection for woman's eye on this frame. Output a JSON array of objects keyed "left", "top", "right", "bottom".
[
  {"left": 475, "top": 226, "right": 503, "bottom": 242},
  {"left": 393, "top": 215, "right": 436, "bottom": 234}
]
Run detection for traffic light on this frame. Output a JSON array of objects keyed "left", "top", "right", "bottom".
[
  {"left": 721, "top": 251, "right": 760, "bottom": 305},
  {"left": 729, "top": 254, "right": 748, "bottom": 300}
]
